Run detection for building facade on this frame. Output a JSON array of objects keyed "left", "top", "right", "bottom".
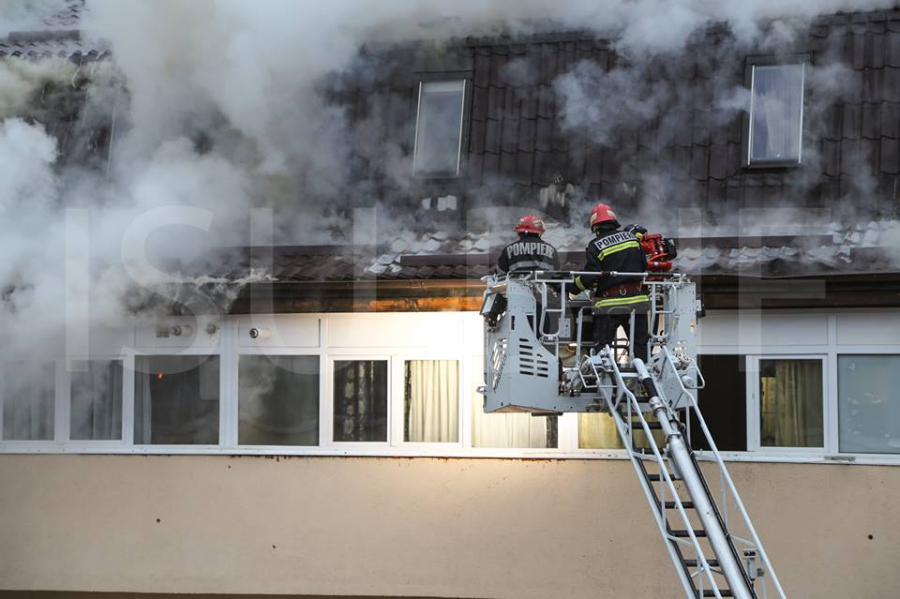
[{"left": 2, "top": 3, "right": 900, "bottom": 598}]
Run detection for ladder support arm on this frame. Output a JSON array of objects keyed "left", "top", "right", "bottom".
[{"left": 633, "top": 359, "right": 756, "bottom": 599}]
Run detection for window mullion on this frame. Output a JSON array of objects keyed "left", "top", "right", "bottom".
[
  {"left": 826, "top": 316, "right": 840, "bottom": 454},
  {"left": 55, "top": 359, "right": 68, "bottom": 445},
  {"left": 390, "top": 356, "right": 403, "bottom": 448},
  {"left": 122, "top": 351, "right": 135, "bottom": 446},
  {"left": 222, "top": 316, "right": 238, "bottom": 448},
  {"left": 746, "top": 356, "right": 761, "bottom": 451}
]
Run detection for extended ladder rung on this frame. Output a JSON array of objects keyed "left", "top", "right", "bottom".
[
  {"left": 684, "top": 559, "right": 719, "bottom": 568},
  {"left": 648, "top": 473, "right": 682, "bottom": 481},
  {"left": 664, "top": 501, "right": 695, "bottom": 509},
  {"left": 697, "top": 590, "right": 733, "bottom": 597},
  {"left": 671, "top": 529, "right": 707, "bottom": 538},
  {"left": 633, "top": 451, "right": 661, "bottom": 462}
]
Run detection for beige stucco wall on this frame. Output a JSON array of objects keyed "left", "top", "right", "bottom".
[{"left": 0, "top": 456, "right": 897, "bottom": 598}]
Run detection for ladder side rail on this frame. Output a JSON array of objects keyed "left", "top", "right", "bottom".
[
  {"left": 633, "top": 456, "right": 705, "bottom": 598},
  {"left": 662, "top": 348, "right": 785, "bottom": 598},
  {"left": 604, "top": 351, "right": 724, "bottom": 597},
  {"left": 483, "top": 282, "right": 494, "bottom": 391},
  {"left": 575, "top": 305, "right": 586, "bottom": 366},
  {"left": 661, "top": 348, "right": 787, "bottom": 599},
  {"left": 628, "top": 311, "right": 636, "bottom": 363},
  {"left": 634, "top": 358, "right": 756, "bottom": 599},
  {"left": 684, "top": 438, "right": 758, "bottom": 595},
  {"left": 537, "top": 278, "right": 549, "bottom": 338},
  {"left": 658, "top": 350, "right": 762, "bottom": 593},
  {"left": 555, "top": 279, "right": 570, "bottom": 358},
  {"left": 601, "top": 358, "right": 711, "bottom": 599}
]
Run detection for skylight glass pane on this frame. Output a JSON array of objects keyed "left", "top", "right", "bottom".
[
  {"left": 750, "top": 64, "right": 804, "bottom": 164},
  {"left": 414, "top": 80, "right": 465, "bottom": 177}
]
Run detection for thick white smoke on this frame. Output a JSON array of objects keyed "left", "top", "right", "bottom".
[{"left": 0, "top": 0, "right": 896, "bottom": 363}]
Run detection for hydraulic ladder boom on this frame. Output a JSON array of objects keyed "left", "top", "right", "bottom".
[{"left": 480, "top": 272, "right": 787, "bottom": 599}]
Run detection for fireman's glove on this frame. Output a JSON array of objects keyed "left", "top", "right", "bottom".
[{"left": 624, "top": 223, "right": 648, "bottom": 239}]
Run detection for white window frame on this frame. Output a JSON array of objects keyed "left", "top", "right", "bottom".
[
  {"left": 412, "top": 78, "right": 468, "bottom": 178},
  {"left": 746, "top": 354, "right": 829, "bottom": 454},
  {"left": 745, "top": 60, "right": 807, "bottom": 168},
  {"left": 833, "top": 350, "right": 900, "bottom": 457},
  {"left": 2, "top": 310, "right": 900, "bottom": 465}
]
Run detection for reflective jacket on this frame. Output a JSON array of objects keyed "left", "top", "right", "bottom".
[
  {"left": 498, "top": 233, "right": 560, "bottom": 273},
  {"left": 574, "top": 226, "right": 649, "bottom": 310}
]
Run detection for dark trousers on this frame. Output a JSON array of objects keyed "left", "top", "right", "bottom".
[{"left": 592, "top": 310, "right": 650, "bottom": 362}]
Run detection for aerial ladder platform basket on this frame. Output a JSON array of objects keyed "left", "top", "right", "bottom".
[{"left": 479, "top": 271, "right": 787, "bottom": 599}]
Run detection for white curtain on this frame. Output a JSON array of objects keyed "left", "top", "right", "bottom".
[
  {"left": 406, "top": 360, "right": 458, "bottom": 443},
  {"left": 760, "top": 359, "right": 823, "bottom": 447},
  {"left": 579, "top": 412, "right": 665, "bottom": 449},
  {"left": 471, "top": 369, "right": 553, "bottom": 448},
  {"left": 579, "top": 413, "right": 623, "bottom": 449}
]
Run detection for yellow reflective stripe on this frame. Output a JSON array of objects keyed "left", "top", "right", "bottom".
[
  {"left": 597, "top": 240, "right": 640, "bottom": 260},
  {"left": 575, "top": 276, "right": 586, "bottom": 291},
  {"left": 594, "top": 294, "right": 650, "bottom": 308}
]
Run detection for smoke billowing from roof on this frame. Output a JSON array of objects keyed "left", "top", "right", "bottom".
[{"left": 0, "top": 0, "right": 896, "bottom": 360}]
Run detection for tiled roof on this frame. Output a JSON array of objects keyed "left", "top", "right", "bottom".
[
  {"left": 335, "top": 8, "right": 900, "bottom": 223},
  {"left": 0, "top": 31, "right": 108, "bottom": 61},
  {"left": 0, "top": 1, "right": 108, "bottom": 61},
  {"left": 205, "top": 217, "right": 900, "bottom": 284},
  {"left": 5, "top": 2, "right": 900, "bottom": 286},
  {"left": 460, "top": 12, "right": 900, "bottom": 207}
]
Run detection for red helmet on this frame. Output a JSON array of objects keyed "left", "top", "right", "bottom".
[
  {"left": 589, "top": 202, "right": 619, "bottom": 229},
  {"left": 515, "top": 214, "right": 545, "bottom": 235}
]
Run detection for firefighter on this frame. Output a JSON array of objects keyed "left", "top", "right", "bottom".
[
  {"left": 573, "top": 202, "right": 650, "bottom": 362},
  {"left": 497, "top": 214, "right": 561, "bottom": 274}
]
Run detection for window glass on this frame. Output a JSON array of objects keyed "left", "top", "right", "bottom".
[
  {"left": 134, "top": 355, "right": 219, "bottom": 445},
  {"left": 759, "top": 358, "right": 823, "bottom": 448},
  {"left": 471, "top": 371, "right": 557, "bottom": 449},
  {"left": 838, "top": 356, "right": 900, "bottom": 454},
  {"left": 404, "top": 360, "right": 458, "bottom": 443},
  {"left": 414, "top": 80, "right": 465, "bottom": 177},
  {"left": 1, "top": 362, "right": 55, "bottom": 441},
  {"left": 749, "top": 63, "right": 804, "bottom": 164},
  {"left": 579, "top": 412, "right": 664, "bottom": 450},
  {"left": 239, "top": 355, "right": 319, "bottom": 446},
  {"left": 579, "top": 413, "right": 621, "bottom": 449},
  {"left": 333, "top": 360, "right": 388, "bottom": 442},
  {"left": 692, "top": 355, "right": 747, "bottom": 452},
  {"left": 70, "top": 360, "right": 123, "bottom": 441}
]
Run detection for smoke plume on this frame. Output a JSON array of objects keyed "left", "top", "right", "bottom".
[{"left": 0, "top": 0, "right": 895, "bottom": 364}]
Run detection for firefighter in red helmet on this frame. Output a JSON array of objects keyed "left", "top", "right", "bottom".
[
  {"left": 574, "top": 202, "right": 650, "bottom": 362},
  {"left": 498, "top": 214, "right": 560, "bottom": 274}
]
